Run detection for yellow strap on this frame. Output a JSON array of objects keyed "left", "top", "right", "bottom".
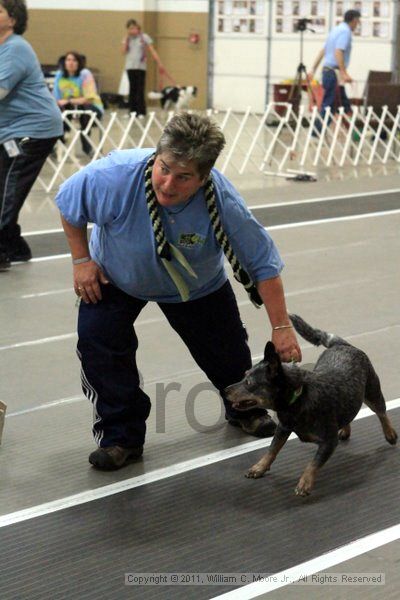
[
  {"left": 169, "top": 243, "right": 198, "bottom": 279},
  {"left": 161, "top": 257, "right": 192, "bottom": 302}
]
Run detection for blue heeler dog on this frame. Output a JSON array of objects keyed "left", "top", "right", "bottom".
[{"left": 225, "top": 314, "right": 398, "bottom": 496}]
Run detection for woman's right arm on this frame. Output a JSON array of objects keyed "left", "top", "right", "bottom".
[
  {"left": 61, "top": 215, "right": 109, "bottom": 303},
  {"left": 121, "top": 36, "right": 129, "bottom": 55}
]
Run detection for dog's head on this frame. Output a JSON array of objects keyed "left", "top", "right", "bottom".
[
  {"left": 225, "top": 342, "right": 282, "bottom": 412},
  {"left": 179, "top": 86, "right": 197, "bottom": 102},
  {"left": 185, "top": 86, "right": 197, "bottom": 97}
]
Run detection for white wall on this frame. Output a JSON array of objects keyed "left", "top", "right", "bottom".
[
  {"left": 211, "top": 0, "right": 397, "bottom": 111},
  {"left": 213, "top": 39, "right": 268, "bottom": 111}
]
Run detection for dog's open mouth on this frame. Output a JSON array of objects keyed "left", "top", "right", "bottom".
[{"left": 231, "top": 399, "right": 259, "bottom": 411}]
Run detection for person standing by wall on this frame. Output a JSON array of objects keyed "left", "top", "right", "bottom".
[
  {"left": 309, "top": 9, "right": 361, "bottom": 131},
  {"left": 0, "top": 0, "right": 63, "bottom": 270},
  {"left": 121, "top": 19, "right": 165, "bottom": 117}
]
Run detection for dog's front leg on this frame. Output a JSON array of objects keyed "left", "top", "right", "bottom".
[
  {"left": 295, "top": 437, "right": 338, "bottom": 496},
  {"left": 246, "top": 424, "right": 291, "bottom": 479}
]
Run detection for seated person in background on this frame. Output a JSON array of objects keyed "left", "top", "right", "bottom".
[{"left": 53, "top": 51, "right": 103, "bottom": 157}]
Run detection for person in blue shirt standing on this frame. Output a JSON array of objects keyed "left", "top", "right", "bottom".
[
  {"left": 0, "top": 0, "right": 63, "bottom": 271},
  {"left": 56, "top": 112, "right": 302, "bottom": 471},
  {"left": 309, "top": 9, "right": 361, "bottom": 131}
]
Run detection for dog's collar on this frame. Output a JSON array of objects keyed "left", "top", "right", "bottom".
[{"left": 288, "top": 386, "right": 303, "bottom": 405}]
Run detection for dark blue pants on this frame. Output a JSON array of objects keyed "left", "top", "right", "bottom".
[
  {"left": 0, "top": 137, "right": 58, "bottom": 247},
  {"left": 77, "top": 281, "right": 264, "bottom": 448},
  {"left": 314, "top": 69, "right": 351, "bottom": 133}
]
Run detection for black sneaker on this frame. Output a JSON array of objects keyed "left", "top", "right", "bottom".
[
  {"left": 0, "top": 251, "right": 11, "bottom": 271},
  {"left": 7, "top": 237, "right": 32, "bottom": 262},
  {"left": 89, "top": 445, "right": 143, "bottom": 470},
  {"left": 228, "top": 413, "right": 276, "bottom": 438}
]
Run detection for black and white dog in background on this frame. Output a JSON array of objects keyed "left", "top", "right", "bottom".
[{"left": 148, "top": 86, "right": 197, "bottom": 111}]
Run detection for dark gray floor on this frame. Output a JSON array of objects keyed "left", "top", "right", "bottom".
[
  {"left": 253, "top": 189, "right": 400, "bottom": 227},
  {"left": 1, "top": 409, "right": 399, "bottom": 600},
  {"left": 2, "top": 164, "right": 400, "bottom": 600}
]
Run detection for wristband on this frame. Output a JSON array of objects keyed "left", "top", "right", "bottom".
[
  {"left": 72, "top": 256, "right": 91, "bottom": 265},
  {"left": 272, "top": 324, "right": 293, "bottom": 330}
]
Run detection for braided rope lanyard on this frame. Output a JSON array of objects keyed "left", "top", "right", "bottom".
[
  {"left": 145, "top": 154, "right": 170, "bottom": 260},
  {"left": 204, "top": 177, "right": 262, "bottom": 308},
  {"left": 145, "top": 154, "right": 262, "bottom": 307}
]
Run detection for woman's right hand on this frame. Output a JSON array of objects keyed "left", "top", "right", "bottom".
[
  {"left": 121, "top": 37, "right": 129, "bottom": 54},
  {"left": 74, "top": 261, "right": 109, "bottom": 304}
]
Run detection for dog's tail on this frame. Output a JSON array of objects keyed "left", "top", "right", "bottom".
[
  {"left": 289, "top": 314, "right": 349, "bottom": 348},
  {"left": 148, "top": 91, "right": 163, "bottom": 100}
]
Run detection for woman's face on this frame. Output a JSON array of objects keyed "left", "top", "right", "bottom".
[
  {"left": 65, "top": 54, "right": 79, "bottom": 76},
  {"left": 127, "top": 24, "right": 140, "bottom": 36}
]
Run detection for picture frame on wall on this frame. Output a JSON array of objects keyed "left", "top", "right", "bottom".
[
  {"left": 333, "top": 0, "right": 391, "bottom": 39},
  {"left": 216, "top": 0, "right": 392, "bottom": 39},
  {"left": 215, "top": 0, "right": 265, "bottom": 35}
]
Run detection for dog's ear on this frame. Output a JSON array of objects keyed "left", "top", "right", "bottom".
[
  {"left": 264, "top": 341, "right": 276, "bottom": 362},
  {"left": 264, "top": 341, "right": 281, "bottom": 377}
]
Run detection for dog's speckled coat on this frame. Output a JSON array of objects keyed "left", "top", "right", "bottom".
[{"left": 225, "top": 314, "right": 397, "bottom": 496}]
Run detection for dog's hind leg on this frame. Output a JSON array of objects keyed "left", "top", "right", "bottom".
[
  {"left": 295, "top": 436, "right": 338, "bottom": 496},
  {"left": 338, "top": 424, "right": 351, "bottom": 440},
  {"left": 246, "top": 424, "right": 290, "bottom": 479},
  {"left": 364, "top": 369, "right": 398, "bottom": 445}
]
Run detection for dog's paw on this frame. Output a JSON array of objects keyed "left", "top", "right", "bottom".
[
  {"left": 294, "top": 483, "right": 311, "bottom": 496},
  {"left": 338, "top": 424, "right": 351, "bottom": 440},
  {"left": 385, "top": 428, "right": 398, "bottom": 445},
  {"left": 245, "top": 466, "right": 266, "bottom": 479},
  {"left": 294, "top": 473, "right": 314, "bottom": 496}
]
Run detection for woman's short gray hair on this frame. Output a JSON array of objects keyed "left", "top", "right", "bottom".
[{"left": 156, "top": 113, "right": 226, "bottom": 178}]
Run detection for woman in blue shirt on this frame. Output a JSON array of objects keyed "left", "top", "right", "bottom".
[
  {"left": 0, "top": 0, "right": 62, "bottom": 269},
  {"left": 56, "top": 112, "right": 302, "bottom": 471}
]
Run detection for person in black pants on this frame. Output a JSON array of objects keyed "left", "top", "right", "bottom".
[
  {"left": 56, "top": 113, "right": 302, "bottom": 470},
  {"left": 0, "top": 0, "right": 63, "bottom": 269},
  {"left": 121, "top": 19, "right": 165, "bottom": 116}
]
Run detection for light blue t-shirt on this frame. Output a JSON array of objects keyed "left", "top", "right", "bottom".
[
  {"left": 55, "top": 149, "right": 284, "bottom": 303},
  {"left": 0, "top": 34, "right": 63, "bottom": 144},
  {"left": 324, "top": 22, "right": 352, "bottom": 69}
]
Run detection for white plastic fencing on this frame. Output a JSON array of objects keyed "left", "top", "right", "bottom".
[{"left": 37, "top": 103, "right": 400, "bottom": 192}]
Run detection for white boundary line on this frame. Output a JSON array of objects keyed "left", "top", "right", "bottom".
[
  {"left": 2, "top": 300, "right": 398, "bottom": 354},
  {"left": 23, "top": 191, "right": 400, "bottom": 238},
  {"left": 27, "top": 253, "right": 70, "bottom": 263},
  {"left": 5, "top": 321, "right": 400, "bottom": 417},
  {"left": 211, "top": 523, "right": 400, "bottom": 599},
  {"left": 24, "top": 225, "right": 93, "bottom": 237},
  {"left": 1, "top": 398, "right": 399, "bottom": 529},
  {"left": 14, "top": 208, "right": 400, "bottom": 265},
  {"left": 267, "top": 208, "right": 400, "bottom": 231},
  {"left": 248, "top": 187, "right": 400, "bottom": 211}
]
